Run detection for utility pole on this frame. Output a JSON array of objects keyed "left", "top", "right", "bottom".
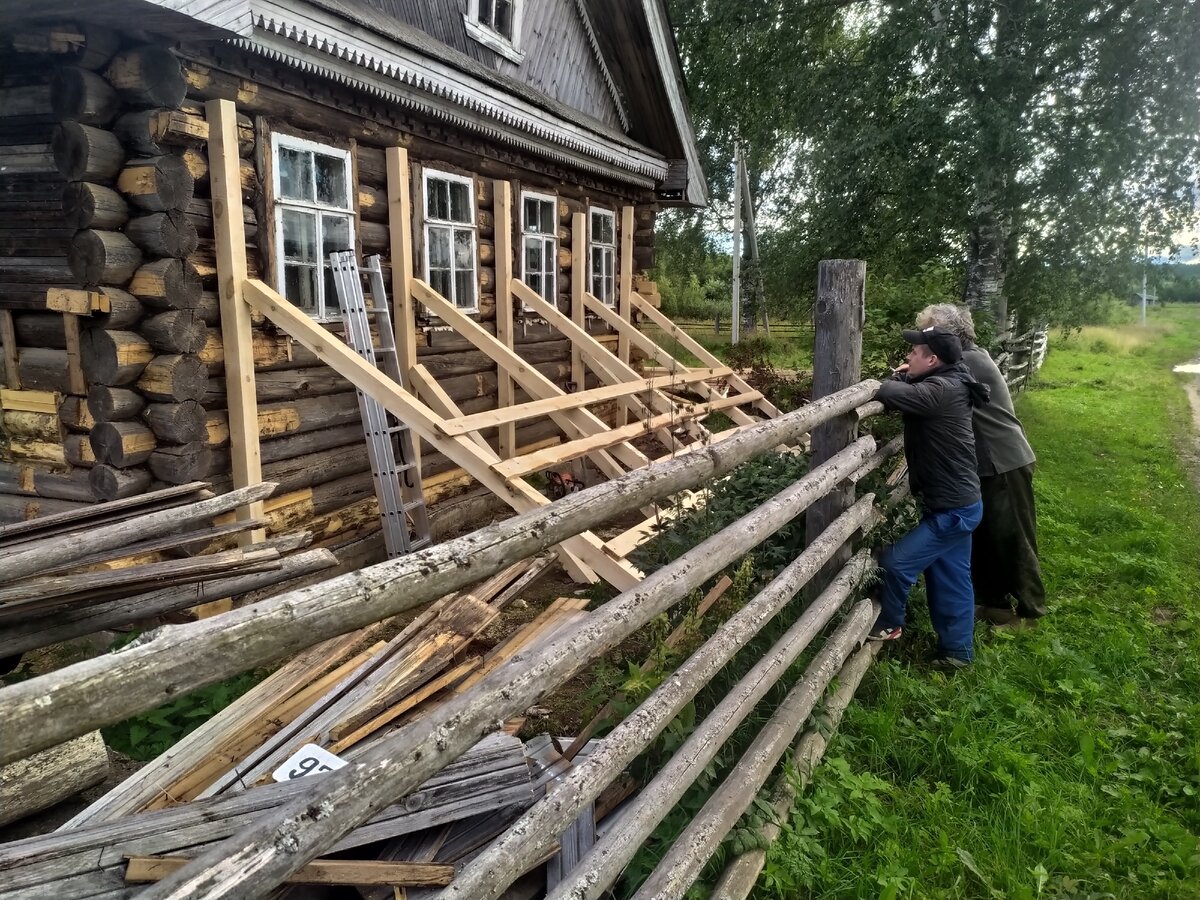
[
  {"left": 738, "top": 151, "right": 766, "bottom": 335},
  {"left": 730, "top": 145, "right": 743, "bottom": 346}
]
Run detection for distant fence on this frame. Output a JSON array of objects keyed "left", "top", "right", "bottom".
[{"left": 998, "top": 326, "right": 1049, "bottom": 392}]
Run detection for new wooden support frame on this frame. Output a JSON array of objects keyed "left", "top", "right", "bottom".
[
  {"left": 494, "top": 180, "right": 516, "bottom": 458},
  {"left": 207, "top": 99, "right": 265, "bottom": 547},
  {"left": 241, "top": 279, "right": 639, "bottom": 589}
]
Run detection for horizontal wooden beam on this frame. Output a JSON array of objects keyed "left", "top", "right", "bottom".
[
  {"left": 439, "top": 367, "right": 732, "bottom": 437},
  {"left": 0, "top": 388, "right": 57, "bottom": 414},
  {"left": 125, "top": 856, "right": 454, "bottom": 887},
  {"left": 492, "top": 389, "right": 764, "bottom": 480},
  {"left": 631, "top": 292, "right": 782, "bottom": 419}
]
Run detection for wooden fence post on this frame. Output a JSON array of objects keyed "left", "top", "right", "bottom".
[{"left": 805, "top": 260, "right": 865, "bottom": 568}]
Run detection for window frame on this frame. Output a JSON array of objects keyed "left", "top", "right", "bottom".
[
  {"left": 422, "top": 167, "right": 479, "bottom": 313},
  {"left": 463, "top": 0, "right": 525, "bottom": 64},
  {"left": 588, "top": 206, "right": 617, "bottom": 306},
  {"left": 270, "top": 132, "right": 355, "bottom": 321},
  {"left": 520, "top": 189, "right": 557, "bottom": 304}
]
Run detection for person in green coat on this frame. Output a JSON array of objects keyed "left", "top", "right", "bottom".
[{"left": 915, "top": 304, "right": 1047, "bottom": 627}]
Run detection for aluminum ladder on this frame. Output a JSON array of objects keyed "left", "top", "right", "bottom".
[{"left": 329, "top": 251, "right": 432, "bottom": 557}]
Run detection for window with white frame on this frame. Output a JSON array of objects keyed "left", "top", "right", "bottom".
[
  {"left": 272, "top": 134, "right": 355, "bottom": 318},
  {"left": 423, "top": 170, "right": 477, "bottom": 311},
  {"left": 522, "top": 191, "right": 557, "bottom": 302},
  {"left": 589, "top": 207, "right": 616, "bottom": 305},
  {"left": 464, "top": 0, "right": 524, "bottom": 63}
]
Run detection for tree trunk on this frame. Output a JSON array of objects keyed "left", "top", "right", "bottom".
[
  {"left": 104, "top": 46, "right": 187, "bottom": 109},
  {"left": 149, "top": 443, "right": 212, "bottom": 484},
  {"left": 142, "top": 309, "right": 207, "bottom": 353},
  {"left": 962, "top": 181, "right": 1010, "bottom": 339},
  {"left": 69, "top": 229, "right": 142, "bottom": 285},
  {"left": 90, "top": 420, "right": 157, "bottom": 467},
  {"left": 117, "top": 156, "right": 195, "bottom": 212},
  {"left": 129, "top": 257, "right": 202, "bottom": 309},
  {"left": 144, "top": 400, "right": 208, "bottom": 443},
  {"left": 126, "top": 211, "right": 199, "bottom": 258},
  {"left": 88, "top": 385, "right": 147, "bottom": 421},
  {"left": 50, "top": 67, "right": 119, "bottom": 125},
  {"left": 81, "top": 328, "right": 154, "bottom": 385},
  {"left": 0, "top": 731, "right": 109, "bottom": 828},
  {"left": 136, "top": 353, "right": 208, "bottom": 402},
  {"left": 89, "top": 463, "right": 153, "bottom": 500},
  {"left": 62, "top": 182, "right": 130, "bottom": 230}
]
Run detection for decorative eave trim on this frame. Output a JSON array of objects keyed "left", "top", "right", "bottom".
[{"left": 242, "top": 3, "right": 668, "bottom": 188}]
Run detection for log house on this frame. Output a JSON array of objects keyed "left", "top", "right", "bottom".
[{"left": 0, "top": 1, "right": 706, "bottom": 567}]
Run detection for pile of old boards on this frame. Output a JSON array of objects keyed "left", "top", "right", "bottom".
[
  {"left": 0, "top": 554, "right": 630, "bottom": 898},
  {"left": 0, "top": 479, "right": 340, "bottom": 832},
  {"left": 0, "top": 480, "right": 337, "bottom": 664}
]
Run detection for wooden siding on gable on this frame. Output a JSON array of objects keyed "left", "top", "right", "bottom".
[{"left": 355, "top": 0, "right": 623, "bottom": 129}]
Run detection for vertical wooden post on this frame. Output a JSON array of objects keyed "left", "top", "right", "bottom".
[
  {"left": 617, "top": 204, "right": 634, "bottom": 425},
  {"left": 63, "top": 314, "right": 86, "bottom": 396},
  {"left": 494, "top": 180, "right": 515, "bottom": 458},
  {"left": 386, "top": 147, "right": 418, "bottom": 390},
  {"left": 571, "top": 210, "right": 586, "bottom": 393},
  {"left": 805, "top": 260, "right": 865, "bottom": 564},
  {"left": 0, "top": 311, "right": 19, "bottom": 388},
  {"left": 386, "top": 146, "right": 421, "bottom": 475},
  {"left": 206, "top": 99, "right": 264, "bottom": 548}
]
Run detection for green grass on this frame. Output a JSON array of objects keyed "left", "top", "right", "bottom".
[
  {"left": 758, "top": 307, "right": 1200, "bottom": 899},
  {"left": 641, "top": 321, "right": 814, "bottom": 372}
]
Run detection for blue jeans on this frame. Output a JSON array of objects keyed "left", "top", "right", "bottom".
[{"left": 876, "top": 500, "right": 983, "bottom": 661}]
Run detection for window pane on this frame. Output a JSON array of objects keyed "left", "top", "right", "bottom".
[
  {"left": 449, "top": 181, "right": 471, "bottom": 224},
  {"left": 427, "top": 179, "right": 449, "bottom": 220},
  {"left": 282, "top": 209, "right": 317, "bottom": 262},
  {"left": 453, "top": 228, "right": 474, "bottom": 269},
  {"left": 278, "top": 148, "right": 314, "bottom": 202},
  {"left": 524, "top": 198, "right": 539, "bottom": 233},
  {"left": 540, "top": 201, "right": 555, "bottom": 234},
  {"left": 542, "top": 269, "right": 554, "bottom": 300},
  {"left": 496, "top": 0, "right": 512, "bottom": 38},
  {"left": 323, "top": 214, "right": 352, "bottom": 258},
  {"left": 315, "top": 154, "right": 348, "bottom": 207},
  {"left": 428, "top": 226, "right": 451, "bottom": 268},
  {"left": 455, "top": 269, "right": 475, "bottom": 308},
  {"left": 430, "top": 268, "right": 452, "bottom": 300},
  {"left": 479, "top": 0, "right": 493, "bottom": 26},
  {"left": 284, "top": 264, "right": 318, "bottom": 312},
  {"left": 526, "top": 272, "right": 541, "bottom": 296},
  {"left": 591, "top": 248, "right": 603, "bottom": 279},
  {"left": 525, "top": 239, "right": 541, "bottom": 272}
]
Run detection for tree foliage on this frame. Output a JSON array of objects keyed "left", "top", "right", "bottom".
[{"left": 663, "top": 0, "right": 1200, "bottom": 331}]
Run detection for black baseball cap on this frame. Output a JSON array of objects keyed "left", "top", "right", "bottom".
[{"left": 902, "top": 326, "right": 962, "bottom": 364}]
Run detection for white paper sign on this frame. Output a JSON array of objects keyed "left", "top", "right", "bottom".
[{"left": 271, "top": 743, "right": 347, "bottom": 783}]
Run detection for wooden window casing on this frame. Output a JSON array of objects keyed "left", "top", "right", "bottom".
[
  {"left": 589, "top": 207, "right": 616, "bottom": 306},
  {"left": 423, "top": 169, "right": 478, "bottom": 312},
  {"left": 465, "top": 0, "right": 524, "bottom": 63},
  {"left": 271, "top": 133, "right": 355, "bottom": 320},
  {"left": 521, "top": 190, "right": 557, "bottom": 303}
]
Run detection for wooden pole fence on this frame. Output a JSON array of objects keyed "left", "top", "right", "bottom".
[
  {"left": 546, "top": 556, "right": 875, "bottom": 900},
  {"left": 134, "top": 436, "right": 877, "bottom": 899},
  {"left": 628, "top": 598, "right": 879, "bottom": 900},
  {"left": 0, "top": 382, "right": 879, "bottom": 767},
  {"left": 710, "top": 641, "right": 882, "bottom": 900},
  {"left": 438, "top": 499, "right": 878, "bottom": 900}
]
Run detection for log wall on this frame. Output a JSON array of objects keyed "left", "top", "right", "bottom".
[{"left": 0, "top": 25, "right": 662, "bottom": 555}]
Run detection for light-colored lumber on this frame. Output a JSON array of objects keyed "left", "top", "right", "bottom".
[
  {"left": 409, "top": 363, "right": 498, "bottom": 455},
  {"left": 124, "top": 856, "right": 454, "bottom": 886},
  {"left": 624, "top": 600, "right": 879, "bottom": 900},
  {"left": 127, "top": 436, "right": 875, "bottom": 900},
  {"left": 632, "top": 291, "right": 781, "bottom": 419},
  {"left": 0, "top": 386, "right": 876, "bottom": 767},
  {"left": 412, "top": 278, "right": 649, "bottom": 475},
  {"left": 443, "top": 510, "right": 875, "bottom": 900},
  {"left": 438, "top": 367, "right": 732, "bottom": 437},
  {"left": 206, "top": 98, "right": 264, "bottom": 546},
  {"left": 710, "top": 642, "right": 881, "bottom": 900},
  {"left": 327, "top": 655, "right": 481, "bottom": 754},
  {"left": 602, "top": 491, "right": 701, "bottom": 560},
  {"left": 570, "top": 210, "right": 586, "bottom": 391},
  {"left": 513, "top": 280, "right": 705, "bottom": 446},
  {"left": 492, "top": 389, "right": 763, "bottom": 479},
  {"left": 385, "top": 147, "right": 417, "bottom": 391},
  {"left": 241, "top": 278, "right": 628, "bottom": 588},
  {"left": 494, "top": 179, "right": 515, "bottom": 458}
]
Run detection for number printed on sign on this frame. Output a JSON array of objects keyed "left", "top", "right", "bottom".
[{"left": 271, "top": 743, "right": 347, "bottom": 783}]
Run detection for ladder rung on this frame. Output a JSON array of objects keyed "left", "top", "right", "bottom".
[{"left": 402, "top": 500, "right": 427, "bottom": 513}]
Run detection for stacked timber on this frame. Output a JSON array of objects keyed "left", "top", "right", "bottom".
[{"left": 0, "top": 481, "right": 339, "bottom": 661}]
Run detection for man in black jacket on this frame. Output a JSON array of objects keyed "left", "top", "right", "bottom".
[{"left": 868, "top": 326, "right": 988, "bottom": 668}]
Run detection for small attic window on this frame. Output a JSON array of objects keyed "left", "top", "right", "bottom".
[{"left": 465, "top": 0, "right": 525, "bottom": 64}]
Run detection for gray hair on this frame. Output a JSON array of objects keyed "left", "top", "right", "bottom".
[{"left": 916, "top": 303, "right": 976, "bottom": 341}]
